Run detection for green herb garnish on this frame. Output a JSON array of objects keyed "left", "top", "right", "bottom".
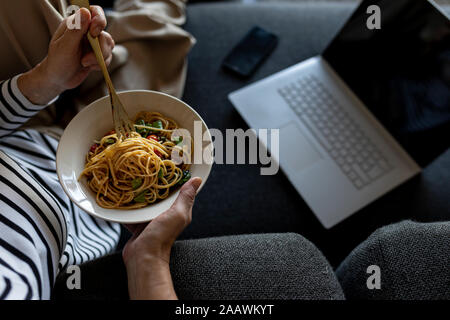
[
  {"left": 158, "top": 168, "right": 164, "bottom": 178},
  {"left": 135, "top": 119, "right": 164, "bottom": 136},
  {"left": 105, "top": 138, "right": 115, "bottom": 145},
  {"left": 177, "top": 170, "right": 191, "bottom": 186},
  {"left": 172, "top": 136, "right": 183, "bottom": 145},
  {"left": 133, "top": 191, "right": 147, "bottom": 203},
  {"left": 152, "top": 120, "right": 163, "bottom": 129},
  {"left": 131, "top": 178, "right": 143, "bottom": 190},
  {"left": 135, "top": 119, "right": 150, "bottom": 137}
]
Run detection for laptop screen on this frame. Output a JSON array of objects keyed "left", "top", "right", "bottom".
[{"left": 323, "top": 0, "right": 450, "bottom": 167}]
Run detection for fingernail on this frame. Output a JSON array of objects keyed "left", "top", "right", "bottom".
[
  {"left": 191, "top": 177, "right": 202, "bottom": 192},
  {"left": 89, "top": 16, "right": 102, "bottom": 36},
  {"left": 79, "top": 8, "right": 91, "bottom": 26},
  {"left": 81, "top": 60, "right": 91, "bottom": 67}
]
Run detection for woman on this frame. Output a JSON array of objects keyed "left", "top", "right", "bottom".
[
  {"left": 2, "top": 3, "right": 447, "bottom": 302},
  {"left": 0, "top": 6, "right": 200, "bottom": 300}
]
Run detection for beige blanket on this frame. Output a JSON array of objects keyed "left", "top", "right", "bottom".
[{"left": 0, "top": 0, "right": 195, "bottom": 129}]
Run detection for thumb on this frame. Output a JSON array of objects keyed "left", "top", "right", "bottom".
[
  {"left": 171, "top": 177, "right": 202, "bottom": 214},
  {"left": 61, "top": 8, "right": 91, "bottom": 46}
]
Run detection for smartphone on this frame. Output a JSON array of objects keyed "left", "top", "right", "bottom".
[{"left": 222, "top": 26, "right": 278, "bottom": 77}]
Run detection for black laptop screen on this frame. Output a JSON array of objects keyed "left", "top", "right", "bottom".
[{"left": 323, "top": 0, "right": 450, "bottom": 167}]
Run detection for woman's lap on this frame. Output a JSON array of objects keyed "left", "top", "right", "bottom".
[{"left": 0, "top": 130, "right": 120, "bottom": 271}]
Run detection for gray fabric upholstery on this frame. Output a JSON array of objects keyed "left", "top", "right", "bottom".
[
  {"left": 171, "top": 233, "right": 344, "bottom": 300},
  {"left": 53, "top": 233, "right": 344, "bottom": 300},
  {"left": 53, "top": 222, "right": 449, "bottom": 300},
  {"left": 336, "top": 221, "right": 450, "bottom": 300},
  {"left": 181, "top": 2, "right": 450, "bottom": 267}
]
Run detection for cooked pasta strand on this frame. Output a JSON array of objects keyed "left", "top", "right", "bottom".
[{"left": 80, "top": 112, "right": 191, "bottom": 209}]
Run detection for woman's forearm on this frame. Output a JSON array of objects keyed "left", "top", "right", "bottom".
[
  {"left": 17, "top": 59, "right": 63, "bottom": 106},
  {"left": 0, "top": 70, "right": 58, "bottom": 139},
  {"left": 126, "top": 254, "right": 178, "bottom": 300},
  {"left": 122, "top": 178, "right": 201, "bottom": 300}
]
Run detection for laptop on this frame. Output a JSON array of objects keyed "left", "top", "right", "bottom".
[{"left": 229, "top": 0, "right": 450, "bottom": 228}]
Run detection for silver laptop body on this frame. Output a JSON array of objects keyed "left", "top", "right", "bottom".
[{"left": 229, "top": 0, "right": 449, "bottom": 228}]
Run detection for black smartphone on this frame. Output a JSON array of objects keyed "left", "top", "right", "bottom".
[{"left": 222, "top": 26, "right": 278, "bottom": 77}]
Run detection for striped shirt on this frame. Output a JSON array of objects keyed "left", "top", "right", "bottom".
[{"left": 0, "top": 75, "right": 120, "bottom": 300}]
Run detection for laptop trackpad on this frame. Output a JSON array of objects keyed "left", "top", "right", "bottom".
[{"left": 279, "top": 122, "right": 322, "bottom": 173}]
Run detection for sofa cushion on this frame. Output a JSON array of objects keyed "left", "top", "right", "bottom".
[
  {"left": 172, "top": 233, "right": 345, "bottom": 299},
  {"left": 336, "top": 220, "right": 450, "bottom": 300}
]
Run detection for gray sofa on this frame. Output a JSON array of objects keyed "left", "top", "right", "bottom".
[
  {"left": 54, "top": 220, "right": 450, "bottom": 300},
  {"left": 180, "top": 1, "right": 450, "bottom": 266},
  {"left": 53, "top": 2, "right": 450, "bottom": 300}
]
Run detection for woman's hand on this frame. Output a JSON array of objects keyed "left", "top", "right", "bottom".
[
  {"left": 18, "top": 6, "right": 114, "bottom": 105},
  {"left": 122, "top": 177, "right": 202, "bottom": 300}
]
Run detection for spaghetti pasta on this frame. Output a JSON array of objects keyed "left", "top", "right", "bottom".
[{"left": 80, "top": 112, "right": 191, "bottom": 209}]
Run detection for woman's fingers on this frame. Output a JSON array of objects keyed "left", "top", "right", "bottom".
[
  {"left": 53, "top": 8, "right": 89, "bottom": 41},
  {"left": 81, "top": 31, "right": 115, "bottom": 68},
  {"left": 89, "top": 5, "right": 107, "bottom": 38},
  {"left": 171, "top": 177, "right": 202, "bottom": 218},
  {"left": 100, "top": 31, "right": 115, "bottom": 58},
  {"left": 103, "top": 55, "right": 113, "bottom": 69},
  {"left": 52, "top": 16, "right": 69, "bottom": 41},
  {"left": 83, "top": 52, "right": 112, "bottom": 70},
  {"left": 55, "top": 8, "right": 91, "bottom": 47},
  {"left": 56, "top": 6, "right": 106, "bottom": 41},
  {"left": 161, "top": 177, "right": 202, "bottom": 231}
]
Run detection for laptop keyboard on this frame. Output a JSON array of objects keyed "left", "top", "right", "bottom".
[{"left": 278, "top": 75, "right": 392, "bottom": 189}]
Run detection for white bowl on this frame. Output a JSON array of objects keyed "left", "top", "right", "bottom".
[{"left": 56, "top": 90, "right": 213, "bottom": 224}]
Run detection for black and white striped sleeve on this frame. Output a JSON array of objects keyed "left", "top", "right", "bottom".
[
  {"left": 0, "top": 75, "right": 64, "bottom": 300},
  {"left": 0, "top": 75, "right": 121, "bottom": 300},
  {"left": 0, "top": 75, "right": 57, "bottom": 138},
  {"left": 0, "top": 151, "right": 67, "bottom": 300}
]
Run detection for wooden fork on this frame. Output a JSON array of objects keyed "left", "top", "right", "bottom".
[{"left": 71, "top": 0, "right": 135, "bottom": 139}]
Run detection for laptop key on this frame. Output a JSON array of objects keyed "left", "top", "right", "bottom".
[
  {"left": 348, "top": 171, "right": 358, "bottom": 180},
  {"left": 354, "top": 179, "right": 364, "bottom": 189},
  {"left": 367, "top": 165, "right": 384, "bottom": 180},
  {"left": 342, "top": 164, "right": 351, "bottom": 173}
]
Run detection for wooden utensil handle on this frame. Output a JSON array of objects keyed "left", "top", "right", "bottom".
[
  {"left": 70, "top": 0, "right": 115, "bottom": 94},
  {"left": 86, "top": 33, "right": 115, "bottom": 94}
]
